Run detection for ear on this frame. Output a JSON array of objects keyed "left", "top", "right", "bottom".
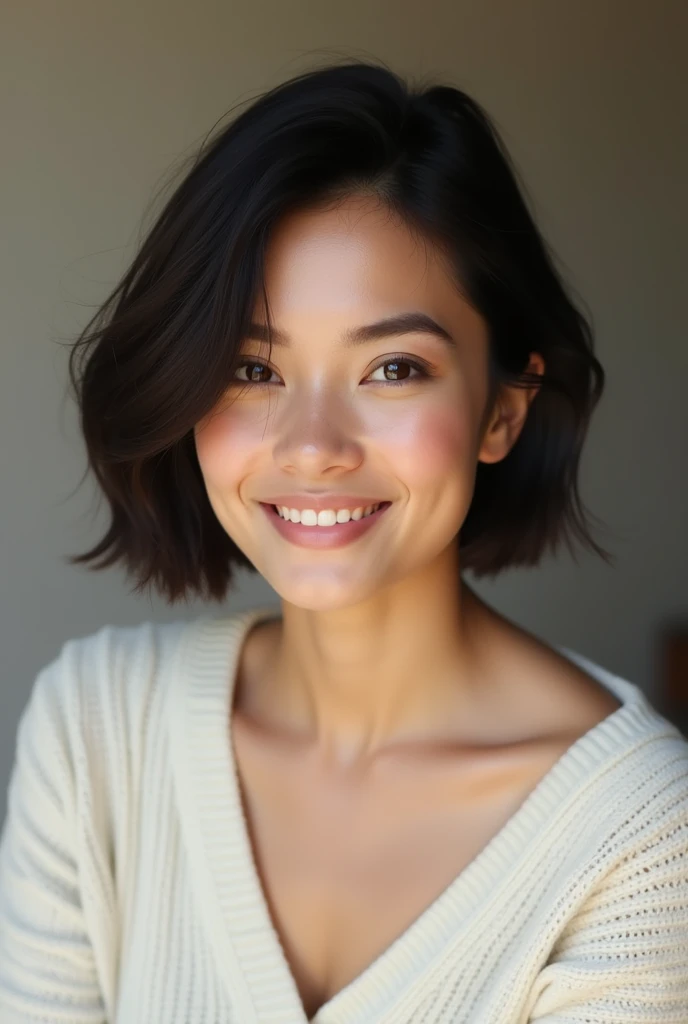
[{"left": 478, "top": 352, "right": 545, "bottom": 465}]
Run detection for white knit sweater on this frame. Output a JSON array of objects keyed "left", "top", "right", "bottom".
[{"left": 1, "top": 605, "right": 688, "bottom": 1024}]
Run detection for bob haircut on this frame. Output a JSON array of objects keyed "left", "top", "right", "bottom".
[{"left": 67, "top": 57, "right": 610, "bottom": 604}]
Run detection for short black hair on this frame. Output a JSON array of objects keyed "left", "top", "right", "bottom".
[{"left": 66, "top": 56, "right": 610, "bottom": 604}]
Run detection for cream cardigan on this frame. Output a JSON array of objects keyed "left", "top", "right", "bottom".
[{"left": 1, "top": 605, "right": 688, "bottom": 1023}]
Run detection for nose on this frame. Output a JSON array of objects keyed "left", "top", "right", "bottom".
[{"left": 272, "top": 387, "right": 363, "bottom": 476}]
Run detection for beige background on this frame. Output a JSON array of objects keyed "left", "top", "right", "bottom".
[{"left": 1, "top": 0, "right": 686, "bottom": 816}]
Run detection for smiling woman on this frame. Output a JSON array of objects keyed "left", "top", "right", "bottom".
[
  {"left": 190, "top": 190, "right": 550, "bottom": 609},
  {"left": 1, "top": 56, "right": 687, "bottom": 1024}
]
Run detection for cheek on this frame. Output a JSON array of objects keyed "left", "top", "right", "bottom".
[
  {"left": 384, "top": 405, "right": 474, "bottom": 486},
  {"left": 194, "top": 407, "right": 252, "bottom": 490}
]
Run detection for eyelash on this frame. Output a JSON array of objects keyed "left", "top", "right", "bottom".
[{"left": 232, "top": 355, "right": 434, "bottom": 388}]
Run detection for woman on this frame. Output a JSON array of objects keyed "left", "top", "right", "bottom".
[{"left": 1, "top": 59, "right": 687, "bottom": 1024}]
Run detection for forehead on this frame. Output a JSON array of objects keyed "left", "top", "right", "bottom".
[{"left": 257, "top": 195, "right": 470, "bottom": 325}]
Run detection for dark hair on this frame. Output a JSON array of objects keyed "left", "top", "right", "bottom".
[{"left": 66, "top": 56, "right": 611, "bottom": 604}]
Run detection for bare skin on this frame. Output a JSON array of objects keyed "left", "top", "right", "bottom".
[{"left": 194, "top": 194, "right": 621, "bottom": 1019}]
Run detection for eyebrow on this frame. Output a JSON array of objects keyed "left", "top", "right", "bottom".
[{"left": 242, "top": 311, "right": 456, "bottom": 349}]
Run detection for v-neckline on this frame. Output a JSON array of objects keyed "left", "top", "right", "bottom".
[{"left": 168, "top": 605, "right": 659, "bottom": 1024}]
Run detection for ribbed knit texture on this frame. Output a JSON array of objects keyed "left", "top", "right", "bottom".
[{"left": 1, "top": 605, "right": 688, "bottom": 1024}]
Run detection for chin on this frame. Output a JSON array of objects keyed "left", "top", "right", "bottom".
[{"left": 265, "top": 573, "right": 379, "bottom": 613}]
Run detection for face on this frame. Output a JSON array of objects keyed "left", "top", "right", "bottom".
[{"left": 194, "top": 194, "right": 538, "bottom": 611}]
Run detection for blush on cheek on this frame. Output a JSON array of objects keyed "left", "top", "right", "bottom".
[
  {"left": 193, "top": 415, "right": 226, "bottom": 476},
  {"left": 392, "top": 408, "right": 473, "bottom": 483},
  {"left": 194, "top": 409, "right": 250, "bottom": 481}
]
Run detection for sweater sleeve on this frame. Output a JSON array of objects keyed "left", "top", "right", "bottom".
[
  {"left": 527, "top": 763, "right": 688, "bottom": 1023},
  {"left": 0, "top": 636, "right": 116, "bottom": 1024}
]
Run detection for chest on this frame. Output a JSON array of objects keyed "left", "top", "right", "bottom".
[{"left": 231, "top": 720, "right": 569, "bottom": 1020}]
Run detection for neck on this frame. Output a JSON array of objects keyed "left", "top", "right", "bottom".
[{"left": 235, "top": 546, "right": 500, "bottom": 767}]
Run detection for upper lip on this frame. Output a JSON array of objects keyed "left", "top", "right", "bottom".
[{"left": 260, "top": 495, "right": 390, "bottom": 512}]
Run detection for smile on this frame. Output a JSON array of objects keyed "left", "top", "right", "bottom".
[{"left": 259, "top": 501, "right": 392, "bottom": 549}]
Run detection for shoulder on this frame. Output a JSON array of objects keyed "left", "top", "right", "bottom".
[
  {"left": 533, "top": 641, "right": 688, "bottom": 790},
  {"left": 27, "top": 616, "right": 190, "bottom": 719},
  {"left": 14, "top": 616, "right": 200, "bottom": 793},
  {"left": 474, "top": 609, "right": 688, "bottom": 811},
  {"left": 548, "top": 650, "right": 688, "bottom": 873},
  {"left": 7, "top": 616, "right": 205, "bottom": 880}
]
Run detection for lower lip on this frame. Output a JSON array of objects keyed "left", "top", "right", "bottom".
[{"left": 259, "top": 502, "right": 392, "bottom": 549}]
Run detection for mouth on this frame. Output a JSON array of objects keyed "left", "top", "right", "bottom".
[{"left": 258, "top": 500, "right": 393, "bottom": 549}]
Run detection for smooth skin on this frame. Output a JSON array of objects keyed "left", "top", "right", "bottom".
[{"left": 193, "top": 194, "right": 621, "bottom": 1018}]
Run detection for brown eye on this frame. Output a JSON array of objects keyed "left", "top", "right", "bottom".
[
  {"left": 366, "top": 357, "right": 429, "bottom": 384},
  {"left": 383, "top": 360, "right": 411, "bottom": 381},
  {"left": 233, "top": 361, "right": 276, "bottom": 384}
]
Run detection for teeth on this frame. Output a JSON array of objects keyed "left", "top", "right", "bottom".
[{"left": 276, "top": 503, "right": 382, "bottom": 525}]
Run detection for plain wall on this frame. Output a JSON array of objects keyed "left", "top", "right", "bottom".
[{"left": 1, "top": 0, "right": 687, "bottom": 817}]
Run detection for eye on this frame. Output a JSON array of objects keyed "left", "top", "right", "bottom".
[
  {"left": 232, "top": 360, "right": 281, "bottom": 385},
  {"left": 365, "top": 356, "right": 431, "bottom": 385}
]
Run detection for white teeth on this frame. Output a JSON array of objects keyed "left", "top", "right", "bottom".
[{"left": 276, "top": 503, "right": 382, "bottom": 525}]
